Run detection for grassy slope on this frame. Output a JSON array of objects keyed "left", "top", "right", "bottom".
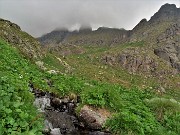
[
  {"left": 43, "top": 40, "right": 180, "bottom": 99},
  {"left": 1, "top": 39, "right": 180, "bottom": 135},
  {"left": 43, "top": 20, "right": 180, "bottom": 100},
  {"left": 0, "top": 19, "right": 42, "bottom": 60}
]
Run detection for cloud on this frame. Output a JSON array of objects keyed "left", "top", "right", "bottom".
[{"left": 0, "top": 0, "right": 179, "bottom": 37}]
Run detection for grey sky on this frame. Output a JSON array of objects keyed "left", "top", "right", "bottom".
[{"left": 0, "top": 0, "right": 179, "bottom": 37}]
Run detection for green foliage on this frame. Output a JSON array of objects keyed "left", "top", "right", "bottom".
[
  {"left": 0, "top": 38, "right": 179, "bottom": 135},
  {"left": 0, "top": 40, "right": 43, "bottom": 134},
  {"left": 145, "top": 97, "right": 180, "bottom": 134}
]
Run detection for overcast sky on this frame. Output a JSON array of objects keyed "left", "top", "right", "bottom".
[{"left": 0, "top": 0, "right": 179, "bottom": 37}]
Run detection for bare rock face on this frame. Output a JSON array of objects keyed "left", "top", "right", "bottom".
[
  {"left": 102, "top": 53, "right": 158, "bottom": 74},
  {"left": 155, "top": 23, "right": 180, "bottom": 71},
  {"left": 119, "top": 54, "right": 158, "bottom": 73},
  {"left": 79, "top": 105, "right": 110, "bottom": 130},
  {"left": 150, "top": 3, "right": 180, "bottom": 23},
  {"left": 157, "top": 23, "right": 180, "bottom": 43}
]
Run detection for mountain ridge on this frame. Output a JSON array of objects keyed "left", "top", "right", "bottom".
[{"left": 38, "top": 3, "right": 180, "bottom": 46}]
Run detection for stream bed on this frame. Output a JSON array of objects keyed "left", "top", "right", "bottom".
[{"left": 32, "top": 88, "right": 111, "bottom": 135}]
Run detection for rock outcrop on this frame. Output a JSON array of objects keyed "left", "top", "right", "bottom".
[
  {"left": 38, "top": 26, "right": 129, "bottom": 46},
  {"left": 154, "top": 23, "right": 180, "bottom": 71},
  {"left": 150, "top": 3, "right": 180, "bottom": 23},
  {"left": 102, "top": 53, "right": 158, "bottom": 74},
  {"left": 38, "top": 29, "right": 69, "bottom": 45}
]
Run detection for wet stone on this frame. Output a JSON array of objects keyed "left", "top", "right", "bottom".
[
  {"left": 45, "top": 111, "right": 76, "bottom": 134},
  {"left": 31, "top": 88, "right": 111, "bottom": 135}
]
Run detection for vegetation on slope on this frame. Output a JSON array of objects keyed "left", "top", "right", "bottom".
[{"left": 1, "top": 39, "right": 180, "bottom": 135}]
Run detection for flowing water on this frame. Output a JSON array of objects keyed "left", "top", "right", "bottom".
[{"left": 32, "top": 88, "right": 111, "bottom": 135}]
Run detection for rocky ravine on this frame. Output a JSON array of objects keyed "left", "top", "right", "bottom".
[{"left": 32, "top": 86, "right": 111, "bottom": 135}]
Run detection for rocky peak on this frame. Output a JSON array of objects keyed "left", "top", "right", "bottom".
[
  {"left": 132, "top": 18, "right": 147, "bottom": 32},
  {"left": 150, "top": 3, "right": 180, "bottom": 22},
  {"left": 38, "top": 29, "right": 70, "bottom": 45}
]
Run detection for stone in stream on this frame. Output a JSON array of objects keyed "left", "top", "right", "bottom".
[
  {"left": 32, "top": 89, "right": 111, "bottom": 135},
  {"left": 79, "top": 105, "right": 110, "bottom": 130},
  {"left": 43, "top": 120, "right": 51, "bottom": 134},
  {"left": 50, "top": 128, "right": 62, "bottom": 135},
  {"left": 34, "top": 97, "right": 51, "bottom": 112},
  {"left": 45, "top": 110, "right": 77, "bottom": 134}
]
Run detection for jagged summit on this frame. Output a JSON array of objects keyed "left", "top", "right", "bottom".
[
  {"left": 150, "top": 3, "right": 180, "bottom": 22},
  {"left": 39, "top": 3, "right": 179, "bottom": 46}
]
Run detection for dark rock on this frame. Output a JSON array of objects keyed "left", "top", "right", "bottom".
[
  {"left": 45, "top": 111, "right": 76, "bottom": 134},
  {"left": 155, "top": 23, "right": 180, "bottom": 71},
  {"left": 67, "top": 102, "right": 75, "bottom": 114},
  {"left": 150, "top": 3, "right": 180, "bottom": 23},
  {"left": 50, "top": 98, "right": 66, "bottom": 111}
]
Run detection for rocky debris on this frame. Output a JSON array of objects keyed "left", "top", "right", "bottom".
[{"left": 79, "top": 105, "right": 110, "bottom": 130}]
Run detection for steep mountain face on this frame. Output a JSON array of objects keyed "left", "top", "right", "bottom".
[
  {"left": 155, "top": 23, "right": 180, "bottom": 71},
  {"left": 38, "top": 26, "right": 129, "bottom": 46},
  {"left": 0, "top": 19, "right": 43, "bottom": 60},
  {"left": 65, "top": 27, "right": 129, "bottom": 46},
  {"left": 150, "top": 3, "right": 180, "bottom": 23},
  {"left": 130, "top": 4, "right": 180, "bottom": 41},
  {"left": 39, "top": 4, "right": 179, "bottom": 47},
  {"left": 38, "top": 29, "right": 70, "bottom": 45},
  {"left": 38, "top": 3, "right": 179, "bottom": 89},
  {"left": 102, "top": 3, "right": 180, "bottom": 73}
]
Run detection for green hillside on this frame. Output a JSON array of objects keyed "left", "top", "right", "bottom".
[
  {"left": 0, "top": 3, "right": 180, "bottom": 135},
  {"left": 1, "top": 38, "right": 180, "bottom": 134}
]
